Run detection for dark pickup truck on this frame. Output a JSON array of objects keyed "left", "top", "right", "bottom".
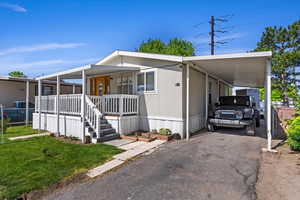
[{"left": 208, "top": 96, "right": 260, "bottom": 135}]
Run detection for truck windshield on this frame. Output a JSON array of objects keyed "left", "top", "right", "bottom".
[{"left": 219, "top": 96, "right": 250, "bottom": 106}]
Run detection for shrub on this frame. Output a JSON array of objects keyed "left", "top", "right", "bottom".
[
  {"left": 286, "top": 116, "right": 300, "bottom": 151},
  {"left": 159, "top": 128, "right": 172, "bottom": 135},
  {"left": 0, "top": 115, "right": 10, "bottom": 133}
]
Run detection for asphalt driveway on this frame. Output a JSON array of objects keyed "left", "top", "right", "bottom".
[{"left": 44, "top": 126, "right": 266, "bottom": 200}]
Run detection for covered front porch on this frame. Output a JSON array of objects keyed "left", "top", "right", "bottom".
[{"left": 33, "top": 64, "right": 141, "bottom": 143}]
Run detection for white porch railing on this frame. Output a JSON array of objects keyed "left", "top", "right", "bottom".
[
  {"left": 90, "top": 94, "right": 139, "bottom": 115},
  {"left": 35, "top": 94, "right": 139, "bottom": 116},
  {"left": 85, "top": 96, "right": 102, "bottom": 137},
  {"left": 35, "top": 94, "right": 82, "bottom": 115}
]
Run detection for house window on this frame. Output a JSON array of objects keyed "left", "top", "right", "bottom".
[
  {"left": 137, "top": 70, "right": 156, "bottom": 93},
  {"left": 137, "top": 73, "right": 144, "bottom": 92},
  {"left": 34, "top": 85, "right": 54, "bottom": 95},
  {"left": 117, "top": 75, "right": 133, "bottom": 94},
  {"left": 43, "top": 86, "right": 54, "bottom": 95}
]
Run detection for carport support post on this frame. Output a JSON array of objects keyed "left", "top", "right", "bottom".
[
  {"left": 81, "top": 70, "right": 86, "bottom": 143},
  {"left": 265, "top": 59, "right": 272, "bottom": 151},
  {"left": 205, "top": 73, "right": 208, "bottom": 125},
  {"left": 38, "top": 80, "right": 42, "bottom": 133},
  {"left": 56, "top": 76, "right": 60, "bottom": 136},
  {"left": 25, "top": 80, "right": 30, "bottom": 126},
  {"left": 186, "top": 64, "right": 190, "bottom": 140}
]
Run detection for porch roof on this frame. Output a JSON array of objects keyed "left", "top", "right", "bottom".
[
  {"left": 36, "top": 64, "right": 140, "bottom": 80},
  {"left": 183, "top": 51, "right": 272, "bottom": 88}
]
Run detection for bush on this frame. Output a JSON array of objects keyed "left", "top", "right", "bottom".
[
  {"left": 159, "top": 128, "right": 172, "bottom": 135},
  {"left": 286, "top": 116, "right": 300, "bottom": 151},
  {"left": 0, "top": 115, "right": 10, "bottom": 133}
]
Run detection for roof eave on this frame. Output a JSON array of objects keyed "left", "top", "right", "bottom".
[{"left": 183, "top": 51, "right": 272, "bottom": 62}]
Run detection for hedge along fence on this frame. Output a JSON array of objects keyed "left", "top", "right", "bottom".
[
  {"left": 286, "top": 116, "right": 300, "bottom": 151},
  {"left": 0, "top": 115, "right": 9, "bottom": 133}
]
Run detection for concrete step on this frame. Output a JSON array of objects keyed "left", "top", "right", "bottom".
[
  {"left": 96, "top": 133, "right": 120, "bottom": 143},
  {"left": 100, "top": 123, "right": 112, "bottom": 129},
  {"left": 100, "top": 128, "right": 116, "bottom": 136}
]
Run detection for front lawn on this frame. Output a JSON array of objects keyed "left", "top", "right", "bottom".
[
  {"left": 4, "top": 125, "right": 44, "bottom": 138},
  {"left": 0, "top": 136, "right": 123, "bottom": 199}
]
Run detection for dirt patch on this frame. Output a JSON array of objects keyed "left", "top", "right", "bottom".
[
  {"left": 20, "top": 172, "right": 88, "bottom": 200},
  {"left": 256, "top": 140, "right": 300, "bottom": 200}
]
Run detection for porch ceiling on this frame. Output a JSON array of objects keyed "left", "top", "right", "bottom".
[
  {"left": 36, "top": 64, "right": 140, "bottom": 80},
  {"left": 184, "top": 51, "right": 272, "bottom": 88}
]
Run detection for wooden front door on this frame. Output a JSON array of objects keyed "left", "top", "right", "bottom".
[{"left": 90, "top": 76, "right": 110, "bottom": 96}]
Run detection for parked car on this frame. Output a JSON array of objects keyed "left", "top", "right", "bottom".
[{"left": 208, "top": 96, "right": 260, "bottom": 135}]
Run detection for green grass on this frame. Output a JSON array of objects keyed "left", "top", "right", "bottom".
[
  {"left": 4, "top": 125, "right": 44, "bottom": 138},
  {"left": 0, "top": 136, "right": 123, "bottom": 199}
]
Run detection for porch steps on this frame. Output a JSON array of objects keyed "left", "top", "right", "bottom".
[{"left": 85, "top": 117, "right": 120, "bottom": 143}]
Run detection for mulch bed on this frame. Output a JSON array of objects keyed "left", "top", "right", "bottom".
[{"left": 121, "top": 131, "right": 173, "bottom": 142}]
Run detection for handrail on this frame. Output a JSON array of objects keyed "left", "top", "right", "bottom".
[
  {"left": 85, "top": 96, "right": 102, "bottom": 138},
  {"left": 89, "top": 94, "right": 139, "bottom": 115}
]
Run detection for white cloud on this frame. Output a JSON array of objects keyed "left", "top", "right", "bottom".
[
  {"left": 0, "top": 57, "right": 99, "bottom": 77},
  {"left": 14, "top": 58, "right": 99, "bottom": 69},
  {"left": 0, "top": 43, "right": 86, "bottom": 56},
  {"left": 0, "top": 2, "right": 27, "bottom": 12}
]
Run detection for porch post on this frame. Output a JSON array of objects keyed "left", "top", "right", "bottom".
[
  {"left": 25, "top": 80, "right": 30, "bottom": 126},
  {"left": 205, "top": 73, "right": 209, "bottom": 126},
  {"left": 38, "top": 80, "right": 42, "bottom": 132},
  {"left": 81, "top": 70, "right": 86, "bottom": 143},
  {"left": 186, "top": 64, "right": 190, "bottom": 140},
  {"left": 73, "top": 84, "right": 76, "bottom": 94},
  {"left": 56, "top": 76, "right": 60, "bottom": 136},
  {"left": 265, "top": 59, "right": 273, "bottom": 151}
]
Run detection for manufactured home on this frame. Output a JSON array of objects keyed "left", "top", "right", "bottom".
[{"left": 32, "top": 50, "right": 273, "bottom": 150}]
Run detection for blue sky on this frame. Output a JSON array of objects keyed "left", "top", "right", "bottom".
[{"left": 0, "top": 0, "right": 299, "bottom": 78}]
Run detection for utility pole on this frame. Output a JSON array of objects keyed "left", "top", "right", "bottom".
[
  {"left": 208, "top": 15, "right": 234, "bottom": 55},
  {"left": 210, "top": 16, "right": 215, "bottom": 55}
]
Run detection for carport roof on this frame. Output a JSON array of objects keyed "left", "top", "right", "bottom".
[{"left": 183, "top": 51, "right": 272, "bottom": 88}]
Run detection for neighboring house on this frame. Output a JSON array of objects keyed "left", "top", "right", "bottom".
[
  {"left": 0, "top": 77, "right": 82, "bottom": 107},
  {"left": 32, "top": 50, "right": 273, "bottom": 150}
]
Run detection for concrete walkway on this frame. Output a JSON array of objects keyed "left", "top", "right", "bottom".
[
  {"left": 8, "top": 132, "right": 49, "bottom": 140},
  {"left": 43, "top": 127, "right": 266, "bottom": 200},
  {"left": 87, "top": 139, "right": 166, "bottom": 178}
]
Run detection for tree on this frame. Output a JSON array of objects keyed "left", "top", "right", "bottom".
[
  {"left": 137, "top": 39, "right": 166, "bottom": 54},
  {"left": 254, "top": 20, "right": 300, "bottom": 106},
  {"left": 8, "top": 71, "right": 26, "bottom": 78},
  {"left": 137, "top": 38, "right": 195, "bottom": 56}
]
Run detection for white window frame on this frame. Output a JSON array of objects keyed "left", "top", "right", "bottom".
[{"left": 136, "top": 68, "right": 158, "bottom": 94}]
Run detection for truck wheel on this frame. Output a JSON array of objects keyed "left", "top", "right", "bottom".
[
  {"left": 246, "top": 123, "right": 256, "bottom": 136},
  {"left": 256, "top": 118, "right": 260, "bottom": 127},
  {"left": 207, "top": 123, "right": 215, "bottom": 132}
]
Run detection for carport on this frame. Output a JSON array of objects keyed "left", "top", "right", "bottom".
[{"left": 183, "top": 51, "right": 273, "bottom": 151}]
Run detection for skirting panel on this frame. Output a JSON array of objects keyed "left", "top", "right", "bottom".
[
  {"left": 139, "top": 116, "right": 184, "bottom": 138},
  {"left": 33, "top": 113, "right": 83, "bottom": 140},
  {"left": 105, "top": 115, "right": 140, "bottom": 136}
]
